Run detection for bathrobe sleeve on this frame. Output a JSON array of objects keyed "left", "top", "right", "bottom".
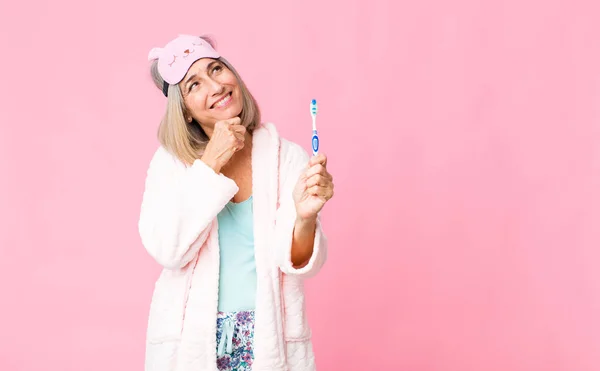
[
  {"left": 274, "top": 140, "right": 328, "bottom": 278},
  {"left": 138, "top": 146, "right": 239, "bottom": 269}
]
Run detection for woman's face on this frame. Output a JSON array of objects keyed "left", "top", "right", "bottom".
[{"left": 179, "top": 58, "right": 243, "bottom": 130}]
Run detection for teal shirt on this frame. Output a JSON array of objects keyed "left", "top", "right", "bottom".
[{"left": 216, "top": 196, "right": 257, "bottom": 312}]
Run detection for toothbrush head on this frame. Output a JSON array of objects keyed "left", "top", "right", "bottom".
[{"left": 310, "top": 99, "right": 318, "bottom": 116}]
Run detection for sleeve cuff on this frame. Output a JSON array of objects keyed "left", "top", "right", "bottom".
[{"left": 275, "top": 202, "right": 327, "bottom": 278}]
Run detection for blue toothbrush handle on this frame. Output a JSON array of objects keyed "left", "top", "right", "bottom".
[{"left": 311, "top": 130, "right": 319, "bottom": 156}]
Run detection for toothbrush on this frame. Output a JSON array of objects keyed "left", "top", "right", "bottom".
[{"left": 310, "top": 99, "right": 319, "bottom": 156}]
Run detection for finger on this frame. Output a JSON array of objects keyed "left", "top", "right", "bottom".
[
  {"left": 310, "top": 153, "right": 326, "bottom": 166},
  {"left": 232, "top": 131, "right": 245, "bottom": 142},
  {"left": 305, "top": 174, "right": 323, "bottom": 188},
  {"left": 306, "top": 185, "right": 333, "bottom": 200},
  {"left": 309, "top": 153, "right": 327, "bottom": 167},
  {"left": 230, "top": 123, "right": 246, "bottom": 134},
  {"left": 215, "top": 117, "right": 239, "bottom": 129},
  {"left": 230, "top": 135, "right": 245, "bottom": 151},
  {"left": 305, "top": 174, "right": 333, "bottom": 189},
  {"left": 303, "top": 164, "right": 323, "bottom": 179},
  {"left": 225, "top": 117, "right": 242, "bottom": 126},
  {"left": 303, "top": 164, "right": 332, "bottom": 180},
  {"left": 231, "top": 144, "right": 244, "bottom": 153},
  {"left": 234, "top": 139, "right": 245, "bottom": 151},
  {"left": 228, "top": 128, "right": 246, "bottom": 148}
]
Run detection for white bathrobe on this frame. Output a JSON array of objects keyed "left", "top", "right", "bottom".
[{"left": 138, "top": 122, "right": 328, "bottom": 371}]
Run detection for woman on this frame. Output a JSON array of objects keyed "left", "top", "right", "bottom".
[{"left": 139, "top": 34, "right": 334, "bottom": 371}]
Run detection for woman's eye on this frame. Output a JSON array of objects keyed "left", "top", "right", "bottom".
[{"left": 213, "top": 65, "right": 223, "bottom": 73}]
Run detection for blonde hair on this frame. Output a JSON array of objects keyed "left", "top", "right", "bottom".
[{"left": 150, "top": 36, "right": 261, "bottom": 165}]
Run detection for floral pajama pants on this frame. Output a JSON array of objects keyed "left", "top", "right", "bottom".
[{"left": 216, "top": 311, "right": 255, "bottom": 371}]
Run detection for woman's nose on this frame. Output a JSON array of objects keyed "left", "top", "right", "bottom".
[{"left": 209, "top": 78, "right": 224, "bottom": 95}]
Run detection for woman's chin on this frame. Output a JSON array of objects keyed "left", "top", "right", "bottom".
[{"left": 216, "top": 107, "right": 243, "bottom": 121}]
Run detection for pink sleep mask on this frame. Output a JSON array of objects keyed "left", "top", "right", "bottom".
[{"left": 148, "top": 34, "right": 220, "bottom": 96}]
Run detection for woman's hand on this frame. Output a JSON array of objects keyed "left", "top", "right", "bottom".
[
  {"left": 200, "top": 117, "right": 246, "bottom": 173},
  {"left": 293, "top": 154, "right": 334, "bottom": 222}
]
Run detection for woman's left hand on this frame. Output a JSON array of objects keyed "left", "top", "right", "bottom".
[{"left": 293, "top": 154, "right": 334, "bottom": 221}]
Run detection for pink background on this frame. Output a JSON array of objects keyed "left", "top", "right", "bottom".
[{"left": 1, "top": 0, "right": 600, "bottom": 370}]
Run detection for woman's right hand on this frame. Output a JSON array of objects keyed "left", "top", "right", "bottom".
[{"left": 200, "top": 117, "right": 246, "bottom": 173}]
